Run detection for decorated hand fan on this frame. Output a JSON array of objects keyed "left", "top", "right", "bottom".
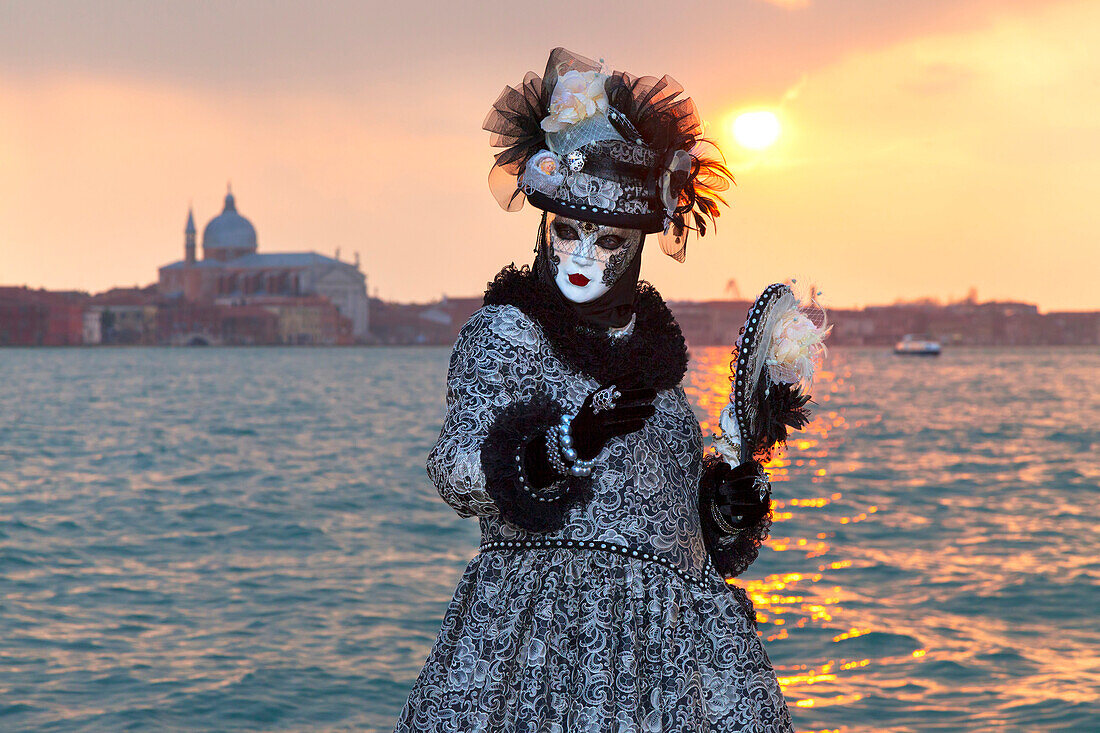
[{"left": 711, "top": 281, "right": 831, "bottom": 466}]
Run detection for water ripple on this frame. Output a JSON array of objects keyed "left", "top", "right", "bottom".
[{"left": 1, "top": 346, "right": 1097, "bottom": 731}]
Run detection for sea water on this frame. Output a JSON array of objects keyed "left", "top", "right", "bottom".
[{"left": 1, "top": 346, "right": 1097, "bottom": 732}]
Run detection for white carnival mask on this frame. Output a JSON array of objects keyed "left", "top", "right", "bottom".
[{"left": 545, "top": 212, "right": 642, "bottom": 304}]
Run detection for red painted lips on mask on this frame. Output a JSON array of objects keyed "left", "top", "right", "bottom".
[{"left": 568, "top": 273, "right": 590, "bottom": 287}]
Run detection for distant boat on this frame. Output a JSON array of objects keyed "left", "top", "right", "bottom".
[{"left": 894, "top": 334, "right": 941, "bottom": 356}]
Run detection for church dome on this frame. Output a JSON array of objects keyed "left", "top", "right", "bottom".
[{"left": 202, "top": 188, "right": 257, "bottom": 252}]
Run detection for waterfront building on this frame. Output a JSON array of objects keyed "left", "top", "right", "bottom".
[
  {"left": 0, "top": 286, "right": 85, "bottom": 346},
  {"left": 157, "top": 187, "right": 370, "bottom": 340},
  {"left": 84, "top": 287, "right": 160, "bottom": 345}
]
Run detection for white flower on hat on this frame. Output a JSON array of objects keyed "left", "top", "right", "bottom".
[
  {"left": 541, "top": 69, "right": 608, "bottom": 132},
  {"left": 766, "top": 308, "right": 828, "bottom": 386}
]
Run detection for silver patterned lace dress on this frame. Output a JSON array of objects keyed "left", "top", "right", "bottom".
[{"left": 392, "top": 299, "right": 794, "bottom": 732}]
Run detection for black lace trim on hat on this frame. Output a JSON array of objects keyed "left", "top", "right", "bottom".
[{"left": 483, "top": 264, "right": 688, "bottom": 391}]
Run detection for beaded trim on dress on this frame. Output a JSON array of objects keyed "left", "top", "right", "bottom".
[{"left": 480, "top": 538, "right": 718, "bottom": 591}]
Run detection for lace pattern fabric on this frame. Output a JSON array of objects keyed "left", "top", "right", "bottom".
[{"left": 403, "top": 302, "right": 793, "bottom": 731}]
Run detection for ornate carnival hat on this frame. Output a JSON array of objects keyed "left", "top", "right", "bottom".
[{"left": 484, "top": 47, "right": 733, "bottom": 262}]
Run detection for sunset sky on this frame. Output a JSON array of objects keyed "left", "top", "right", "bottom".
[{"left": 1, "top": 0, "right": 1097, "bottom": 310}]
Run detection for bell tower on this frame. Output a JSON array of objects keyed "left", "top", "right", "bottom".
[{"left": 184, "top": 206, "right": 197, "bottom": 265}]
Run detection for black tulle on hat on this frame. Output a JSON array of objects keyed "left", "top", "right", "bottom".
[{"left": 484, "top": 47, "right": 734, "bottom": 262}]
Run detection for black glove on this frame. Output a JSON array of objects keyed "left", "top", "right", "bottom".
[
  {"left": 571, "top": 386, "right": 657, "bottom": 461},
  {"left": 524, "top": 385, "right": 657, "bottom": 488},
  {"left": 700, "top": 458, "right": 771, "bottom": 536}
]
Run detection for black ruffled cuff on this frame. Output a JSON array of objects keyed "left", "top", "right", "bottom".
[
  {"left": 481, "top": 393, "right": 595, "bottom": 533},
  {"left": 698, "top": 455, "right": 773, "bottom": 579}
]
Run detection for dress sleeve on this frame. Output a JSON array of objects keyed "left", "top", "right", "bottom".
[
  {"left": 426, "top": 306, "right": 593, "bottom": 531},
  {"left": 698, "top": 454, "right": 774, "bottom": 579}
]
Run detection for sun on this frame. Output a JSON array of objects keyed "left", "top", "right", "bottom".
[{"left": 732, "top": 111, "right": 781, "bottom": 150}]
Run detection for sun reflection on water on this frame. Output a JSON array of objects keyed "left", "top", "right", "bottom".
[{"left": 685, "top": 346, "right": 926, "bottom": 730}]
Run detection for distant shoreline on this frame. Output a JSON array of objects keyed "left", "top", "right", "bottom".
[{"left": 3, "top": 284, "right": 1098, "bottom": 347}]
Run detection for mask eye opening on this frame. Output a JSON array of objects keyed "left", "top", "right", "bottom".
[
  {"left": 552, "top": 222, "right": 580, "bottom": 241},
  {"left": 596, "top": 235, "right": 625, "bottom": 251}
]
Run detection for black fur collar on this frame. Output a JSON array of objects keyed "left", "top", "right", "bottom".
[{"left": 483, "top": 264, "right": 688, "bottom": 391}]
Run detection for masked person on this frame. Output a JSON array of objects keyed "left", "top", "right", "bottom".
[{"left": 393, "top": 48, "right": 793, "bottom": 731}]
